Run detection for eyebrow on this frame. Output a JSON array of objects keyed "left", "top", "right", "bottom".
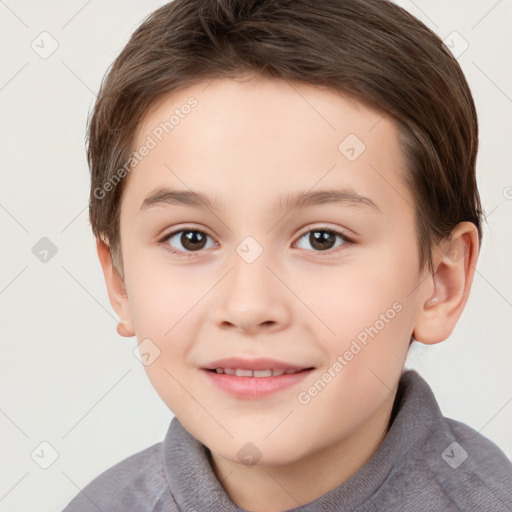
[{"left": 140, "top": 187, "right": 381, "bottom": 213}]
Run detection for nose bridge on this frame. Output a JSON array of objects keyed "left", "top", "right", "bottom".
[
  {"left": 212, "top": 241, "right": 290, "bottom": 332},
  {"left": 231, "top": 246, "right": 271, "bottom": 296}
]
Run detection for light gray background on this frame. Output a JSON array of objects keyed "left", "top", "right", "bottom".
[{"left": 0, "top": 1, "right": 511, "bottom": 511}]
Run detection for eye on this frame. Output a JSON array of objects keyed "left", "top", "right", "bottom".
[
  {"left": 160, "top": 229, "right": 217, "bottom": 257},
  {"left": 294, "top": 227, "right": 352, "bottom": 254},
  {"left": 159, "top": 226, "right": 352, "bottom": 258}
]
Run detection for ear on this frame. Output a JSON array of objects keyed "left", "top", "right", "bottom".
[
  {"left": 96, "top": 239, "right": 135, "bottom": 337},
  {"left": 413, "top": 222, "right": 480, "bottom": 345}
]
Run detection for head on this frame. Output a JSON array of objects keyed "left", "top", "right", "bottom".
[{"left": 90, "top": 0, "right": 482, "bottom": 469}]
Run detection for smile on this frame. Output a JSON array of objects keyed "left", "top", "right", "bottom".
[
  {"left": 203, "top": 367, "right": 315, "bottom": 399},
  {"left": 209, "top": 368, "right": 305, "bottom": 377}
]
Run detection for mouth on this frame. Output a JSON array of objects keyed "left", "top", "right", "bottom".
[
  {"left": 201, "top": 357, "right": 315, "bottom": 398},
  {"left": 202, "top": 357, "right": 314, "bottom": 375},
  {"left": 205, "top": 368, "right": 313, "bottom": 377}
]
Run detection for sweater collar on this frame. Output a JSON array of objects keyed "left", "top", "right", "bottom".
[{"left": 163, "top": 369, "right": 441, "bottom": 511}]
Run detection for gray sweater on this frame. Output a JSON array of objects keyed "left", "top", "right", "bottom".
[{"left": 61, "top": 370, "right": 512, "bottom": 511}]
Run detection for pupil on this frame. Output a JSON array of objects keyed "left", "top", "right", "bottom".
[
  {"left": 182, "top": 231, "right": 206, "bottom": 250},
  {"left": 311, "top": 231, "right": 335, "bottom": 250}
]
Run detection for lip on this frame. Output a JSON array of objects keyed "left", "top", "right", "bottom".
[
  {"left": 201, "top": 357, "right": 315, "bottom": 399},
  {"left": 202, "top": 357, "right": 311, "bottom": 372}
]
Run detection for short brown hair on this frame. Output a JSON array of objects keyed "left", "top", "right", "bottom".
[{"left": 87, "top": 0, "right": 484, "bottom": 274}]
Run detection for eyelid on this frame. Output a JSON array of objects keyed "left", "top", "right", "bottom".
[
  {"left": 158, "top": 225, "right": 218, "bottom": 256},
  {"left": 159, "top": 224, "right": 354, "bottom": 258},
  {"left": 158, "top": 224, "right": 215, "bottom": 242},
  {"left": 159, "top": 223, "right": 355, "bottom": 242},
  {"left": 293, "top": 225, "right": 354, "bottom": 256},
  {"left": 297, "top": 224, "right": 354, "bottom": 241}
]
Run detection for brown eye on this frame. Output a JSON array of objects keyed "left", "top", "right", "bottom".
[
  {"left": 295, "top": 228, "right": 349, "bottom": 253},
  {"left": 164, "top": 230, "right": 215, "bottom": 253}
]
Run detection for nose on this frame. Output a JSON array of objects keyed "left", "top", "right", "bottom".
[{"left": 212, "top": 255, "right": 291, "bottom": 334}]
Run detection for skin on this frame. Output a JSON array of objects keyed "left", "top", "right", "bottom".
[{"left": 97, "top": 74, "right": 479, "bottom": 512}]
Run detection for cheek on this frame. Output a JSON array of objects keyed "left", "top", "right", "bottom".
[
  {"left": 125, "top": 261, "right": 209, "bottom": 389},
  {"left": 126, "top": 269, "right": 201, "bottom": 409},
  {"left": 125, "top": 255, "right": 205, "bottom": 337},
  {"left": 304, "top": 256, "right": 415, "bottom": 381},
  {"left": 307, "top": 259, "right": 411, "bottom": 332},
  {"left": 298, "top": 269, "right": 413, "bottom": 434}
]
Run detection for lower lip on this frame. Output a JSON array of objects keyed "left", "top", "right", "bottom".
[{"left": 202, "top": 369, "right": 314, "bottom": 399}]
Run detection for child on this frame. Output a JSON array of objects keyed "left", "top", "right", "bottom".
[{"left": 62, "top": 0, "right": 512, "bottom": 510}]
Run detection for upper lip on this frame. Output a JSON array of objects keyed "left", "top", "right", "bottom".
[{"left": 202, "top": 357, "right": 313, "bottom": 371}]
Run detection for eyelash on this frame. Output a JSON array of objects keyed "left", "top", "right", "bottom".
[{"left": 158, "top": 226, "right": 354, "bottom": 259}]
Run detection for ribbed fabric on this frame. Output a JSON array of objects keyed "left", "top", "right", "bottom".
[{"left": 61, "top": 370, "right": 512, "bottom": 511}]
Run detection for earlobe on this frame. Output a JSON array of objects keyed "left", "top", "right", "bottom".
[
  {"left": 96, "top": 239, "right": 135, "bottom": 337},
  {"left": 116, "top": 320, "right": 135, "bottom": 337},
  {"left": 412, "top": 222, "right": 479, "bottom": 345}
]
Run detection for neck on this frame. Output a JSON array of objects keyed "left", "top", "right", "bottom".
[{"left": 208, "top": 390, "right": 397, "bottom": 512}]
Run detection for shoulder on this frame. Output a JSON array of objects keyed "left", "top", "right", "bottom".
[
  {"left": 61, "top": 441, "right": 178, "bottom": 512},
  {"left": 439, "top": 417, "right": 512, "bottom": 497},
  {"left": 408, "top": 412, "right": 512, "bottom": 511},
  {"left": 361, "top": 371, "right": 512, "bottom": 511}
]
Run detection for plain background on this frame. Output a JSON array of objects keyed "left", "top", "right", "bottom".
[{"left": 0, "top": 1, "right": 511, "bottom": 510}]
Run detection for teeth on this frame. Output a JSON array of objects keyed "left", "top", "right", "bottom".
[
  {"left": 213, "top": 368, "right": 302, "bottom": 377},
  {"left": 253, "top": 370, "right": 272, "bottom": 377},
  {"left": 235, "top": 369, "right": 253, "bottom": 377}
]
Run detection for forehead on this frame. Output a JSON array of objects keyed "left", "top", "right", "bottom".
[{"left": 126, "top": 76, "right": 413, "bottom": 219}]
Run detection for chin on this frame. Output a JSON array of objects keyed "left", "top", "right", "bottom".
[{"left": 210, "top": 437, "right": 308, "bottom": 469}]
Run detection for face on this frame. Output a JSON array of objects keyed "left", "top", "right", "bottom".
[{"left": 114, "top": 76, "right": 430, "bottom": 467}]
